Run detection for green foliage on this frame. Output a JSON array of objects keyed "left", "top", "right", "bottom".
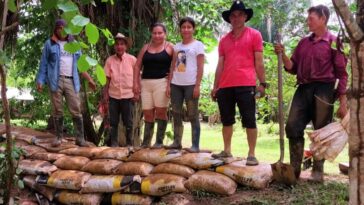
[
  {"left": 0, "top": 142, "right": 25, "bottom": 191},
  {"left": 64, "top": 41, "right": 81, "bottom": 53},
  {"left": 85, "top": 23, "right": 99, "bottom": 45},
  {"left": 7, "top": 0, "right": 17, "bottom": 12},
  {"left": 71, "top": 15, "right": 90, "bottom": 27},
  {"left": 95, "top": 64, "right": 106, "bottom": 86},
  {"left": 0, "top": 50, "right": 10, "bottom": 66},
  {"left": 199, "top": 73, "right": 218, "bottom": 116}
]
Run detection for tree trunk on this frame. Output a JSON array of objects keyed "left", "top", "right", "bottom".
[
  {"left": 0, "top": 1, "right": 14, "bottom": 204},
  {"left": 332, "top": 0, "right": 364, "bottom": 204}
]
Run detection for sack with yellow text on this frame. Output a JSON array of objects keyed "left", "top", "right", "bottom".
[
  {"left": 215, "top": 160, "right": 273, "bottom": 189},
  {"left": 36, "top": 170, "right": 91, "bottom": 190},
  {"left": 184, "top": 170, "right": 237, "bottom": 195},
  {"left": 80, "top": 175, "right": 141, "bottom": 193},
  {"left": 141, "top": 174, "right": 186, "bottom": 196}
]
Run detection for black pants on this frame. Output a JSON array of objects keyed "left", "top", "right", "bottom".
[
  {"left": 285, "top": 82, "right": 335, "bottom": 140},
  {"left": 109, "top": 97, "right": 134, "bottom": 145}
]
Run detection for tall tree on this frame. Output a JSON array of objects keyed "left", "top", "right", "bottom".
[{"left": 332, "top": 0, "right": 364, "bottom": 204}]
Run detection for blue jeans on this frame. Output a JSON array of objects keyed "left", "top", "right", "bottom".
[{"left": 170, "top": 84, "right": 200, "bottom": 148}]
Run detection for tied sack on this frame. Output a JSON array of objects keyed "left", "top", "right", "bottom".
[
  {"left": 60, "top": 147, "right": 109, "bottom": 158},
  {"left": 23, "top": 175, "right": 56, "bottom": 201},
  {"left": 103, "top": 193, "right": 152, "bottom": 205},
  {"left": 308, "top": 112, "right": 350, "bottom": 161},
  {"left": 215, "top": 160, "right": 273, "bottom": 189},
  {"left": 170, "top": 153, "right": 224, "bottom": 169},
  {"left": 82, "top": 159, "right": 122, "bottom": 175},
  {"left": 128, "top": 148, "right": 182, "bottom": 165},
  {"left": 93, "top": 147, "right": 130, "bottom": 161},
  {"left": 19, "top": 159, "right": 57, "bottom": 175},
  {"left": 80, "top": 175, "right": 141, "bottom": 193},
  {"left": 36, "top": 170, "right": 91, "bottom": 190},
  {"left": 185, "top": 170, "right": 237, "bottom": 195},
  {"left": 151, "top": 163, "right": 195, "bottom": 178},
  {"left": 113, "top": 162, "right": 154, "bottom": 177},
  {"left": 29, "top": 152, "right": 66, "bottom": 162},
  {"left": 141, "top": 174, "right": 186, "bottom": 196},
  {"left": 53, "top": 156, "right": 90, "bottom": 171},
  {"left": 55, "top": 190, "right": 103, "bottom": 205}
]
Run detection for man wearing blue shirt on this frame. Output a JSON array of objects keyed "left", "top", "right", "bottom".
[{"left": 36, "top": 19, "right": 96, "bottom": 147}]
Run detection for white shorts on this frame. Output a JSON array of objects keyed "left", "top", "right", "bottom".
[{"left": 141, "top": 78, "right": 169, "bottom": 110}]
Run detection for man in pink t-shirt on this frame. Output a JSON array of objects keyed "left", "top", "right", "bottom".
[
  {"left": 103, "top": 33, "right": 137, "bottom": 147},
  {"left": 211, "top": 1, "right": 267, "bottom": 166}
]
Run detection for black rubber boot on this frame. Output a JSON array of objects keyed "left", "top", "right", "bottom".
[
  {"left": 125, "top": 127, "right": 133, "bottom": 147},
  {"left": 141, "top": 122, "right": 155, "bottom": 148},
  {"left": 109, "top": 126, "right": 119, "bottom": 147},
  {"left": 189, "top": 119, "right": 200, "bottom": 152},
  {"left": 51, "top": 116, "right": 63, "bottom": 147},
  {"left": 165, "top": 124, "right": 183, "bottom": 149},
  {"left": 73, "top": 117, "right": 89, "bottom": 147},
  {"left": 152, "top": 119, "right": 167, "bottom": 149},
  {"left": 310, "top": 158, "right": 325, "bottom": 182},
  {"left": 289, "top": 138, "right": 304, "bottom": 179}
]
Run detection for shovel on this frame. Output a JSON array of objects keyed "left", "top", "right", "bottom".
[{"left": 271, "top": 33, "right": 296, "bottom": 185}]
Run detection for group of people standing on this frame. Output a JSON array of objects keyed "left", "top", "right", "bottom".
[{"left": 36, "top": 0, "right": 348, "bottom": 182}]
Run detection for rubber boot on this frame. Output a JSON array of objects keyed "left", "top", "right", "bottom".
[
  {"left": 165, "top": 124, "right": 183, "bottom": 149},
  {"left": 189, "top": 121, "right": 200, "bottom": 153},
  {"left": 109, "top": 126, "right": 119, "bottom": 147},
  {"left": 152, "top": 119, "right": 167, "bottom": 149},
  {"left": 125, "top": 127, "right": 133, "bottom": 147},
  {"left": 310, "top": 159, "right": 325, "bottom": 182},
  {"left": 73, "top": 117, "right": 89, "bottom": 147},
  {"left": 51, "top": 116, "right": 63, "bottom": 147},
  {"left": 289, "top": 138, "right": 304, "bottom": 179},
  {"left": 141, "top": 122, "right": 155, "bottom": 148}
]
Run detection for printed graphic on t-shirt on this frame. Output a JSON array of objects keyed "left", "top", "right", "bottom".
[{"left": 176, "top": 50, "right": 186, "bottom": 72}]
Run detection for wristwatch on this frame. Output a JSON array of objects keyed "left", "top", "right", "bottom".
[{"left": 260, "top": 82, "right": 268, "bottom": 88}]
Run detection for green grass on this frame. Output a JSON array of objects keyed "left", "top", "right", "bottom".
[{"left": 166, "top": 122, "right": 348, "bottom": 174}]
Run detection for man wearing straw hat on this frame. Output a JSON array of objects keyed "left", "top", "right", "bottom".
[{"left": 103, "top": 33, "right": 136, "bottom": 147}]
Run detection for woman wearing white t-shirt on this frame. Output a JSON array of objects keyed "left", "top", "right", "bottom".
[{"left": 166, "top": 17, "right": 205, "bottom": 152}]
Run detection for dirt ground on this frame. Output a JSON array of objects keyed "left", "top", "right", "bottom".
[{"left": 158, "top": 171, "right": 349, "bottom": 205}]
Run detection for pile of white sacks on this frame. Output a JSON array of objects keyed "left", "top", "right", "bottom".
[{"left": 1, "top": 126, "right": 273, "bottom": 205}]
